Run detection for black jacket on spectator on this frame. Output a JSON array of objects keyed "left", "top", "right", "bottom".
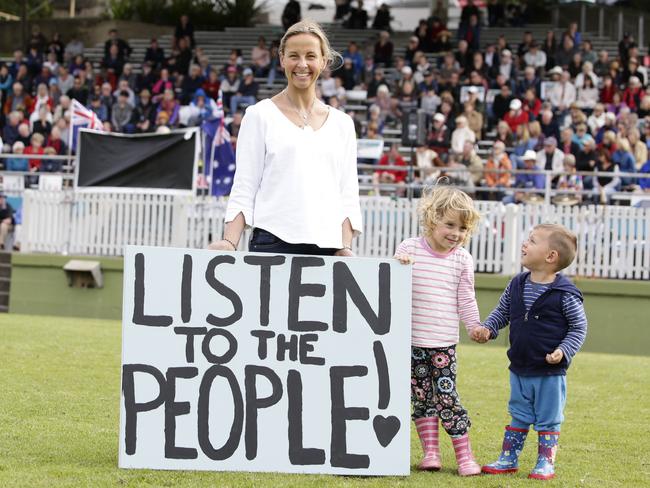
[
  {"left": 67, "top": 86, "right": 89, "bottom": 106},
  {"left": 492, "top": 94, "right": 513, "bottom": 121},
  {"left": 238, "top": 79, "right": 259, "bottom": 97},
  {"left": 367, "top": 76, "right": 388, "bottom": 98},
  {"left": 181, "top": 75, "right": 205, "bottom": 104},
  {"left": 104, "top": 38, "right": 132, "bottom": 59},
  {"left": 540, "top": 119, "right": 561, "bottom": 141},
  {"left": 144, "top": 48, "right": 166, "bottom": 70},
  {"left": 175, "top": 21, "right": 196, "bottom": 48},
  {"left": 576, "top": 149, "right": 597, "bottom": 172}
]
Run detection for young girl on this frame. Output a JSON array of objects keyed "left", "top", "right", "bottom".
[{"left": 394, "top": 185, "right": 482, "bottom": 476}]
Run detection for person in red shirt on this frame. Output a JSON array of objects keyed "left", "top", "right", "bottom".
[
  {"left": 24, "top": 132, "right": 45, "bottom": 172},
  {"left": 522, "top": 88, "right": 541, "bottom": 119},
  {"left": 621, "top": 76, "right": 646, "bottom": 112},
  {"left": 202, "top": 68, "right": 221, "bottom": 101},
  {"left": 503, "top": 98, "right": 529, "bottom": 135},
  {"left": 373, "top": 143, "right": 408, "bottom": 195}
]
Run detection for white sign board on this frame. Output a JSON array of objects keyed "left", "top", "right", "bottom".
[{"left": 119, "top": 246, "right": 412, "bottom": 476}]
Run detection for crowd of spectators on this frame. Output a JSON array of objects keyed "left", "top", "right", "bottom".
[{"left": 2, "top": 3, "right": 650, "bottom": 205}]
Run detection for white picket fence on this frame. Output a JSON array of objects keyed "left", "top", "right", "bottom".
[{"left": 20, "top": 190, "right": 650, "bottom": 280}]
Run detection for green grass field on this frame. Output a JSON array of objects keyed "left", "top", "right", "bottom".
[{"left": 1, "top": 314, "right": 649, "bottom": 487}]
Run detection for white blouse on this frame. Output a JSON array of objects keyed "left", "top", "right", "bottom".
[{"left": 225, "top": 98, "right": 363, "bottom": 249}]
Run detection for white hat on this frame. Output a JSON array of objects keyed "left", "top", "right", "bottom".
[
  {"left": 401, "top": 66, "right": 413, "bottom": 75},
  {"left": 468, "top": 85, "right": 479, "bottom": 94},
  {"left": 523, "top": 149, "right": 537, "bottom": 161},
  {"left": 510, "top": 98, "right": 522, "bottom": 110},
  {"left": 433, "top": 113, "right": 445, "bottom": 122},
  {"left": 549, "top": 66, "right": 563, "bottom": 75}
]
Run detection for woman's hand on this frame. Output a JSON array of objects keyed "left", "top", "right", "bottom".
[
  {"left": 394, "top": 253, "right": 414, "bottom": 264},
  {"left": 207, "top": 240, "right": 237, "bottom": 251},
  {"left": 334, "top": 247, "right": 355, "bottom": 257}
]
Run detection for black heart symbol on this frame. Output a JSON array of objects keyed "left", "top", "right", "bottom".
[{"left": 373, "top": 415, "right": 400, "bottom": 447}]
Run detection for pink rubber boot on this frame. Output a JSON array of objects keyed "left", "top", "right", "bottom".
[
  {"left": 414, "top": 417, "right": 442, "bottom": 470},
  {"left": 451, "top": 433, "right": 482, "bottom": 476}
]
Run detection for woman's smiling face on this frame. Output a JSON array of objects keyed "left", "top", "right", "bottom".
[{"left": 281, "top": 33, "right": 325, "bottom": 90}]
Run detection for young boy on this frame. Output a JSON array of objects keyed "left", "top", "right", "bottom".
[{"left": 471, "top": 223, "right": 587, "bottom": 480}]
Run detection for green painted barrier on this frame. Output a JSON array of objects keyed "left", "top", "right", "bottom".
[{"left": 8, "top": 254, "right": 650, "bottom": 356}]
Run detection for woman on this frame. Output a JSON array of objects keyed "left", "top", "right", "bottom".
[{"left": 208, "top": 20, "right": 362, "bottom": 256}]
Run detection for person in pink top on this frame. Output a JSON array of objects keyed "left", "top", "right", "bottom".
[{"left": 394, "top": 184, "right": 482, "bottom": 476}]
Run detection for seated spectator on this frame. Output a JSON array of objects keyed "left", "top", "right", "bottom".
[
  {"left": 427, "top": 112, "right": 450, "bottom": 155},
  {"left": 0, "top": 193, "right": 15, "bottom": 251},
  {"left": 32, "top": 106, "right": 52, "bottom": 137},
  {"left": 484, "top": 140, "right": 512, "bottom": 199},
  {"left": 550, "top": 70, "right": 577, "bottom": 112},
  {"left": 64, "top": 34, "right": 84, "bottom": 63},
  {"left": 184, "top": 88, "right": 219, "bottom": 126},
  {"left": 103, "top": 43, "right": 125, "bottom": 82},
  {"left": 539, "top": 108, "right": 560, "bottom": 141},
  {"left": 523, "top": 42, "right": 546, "bottom": 73},
  {"left": 104, "top": 29, "right": 132, "bottom": 60},
  {"left": 505, "top": 150, "right": 545, "bottom": 204},
  {"left": 503, "top": 98, "right": 529, "bottom": 134},
  {"left": 374, "top": 31, "right": 394, "bottom": 67},
  {"left": 221, "top": 67, "right": 240, "bottom": 113},
  {"left": 450, "top": 115, "right": 475, "bottom": 154},
  {"left": 567, "top": 51, "right": 583, "bottom": 79},
  {"left": 373, "top": 143, "right": 407, "bottom": 195},
  {"left": 537, "top": 136, "right": 564, "bottom": 176},
  {"left": 41, "top": 146, "right": 62, "bottom": 172},
  {"left": 522, "top": 87, "right": 541, "bottom": 120},
  {"left": 594, "top": 149, "right": 620, "bottom": 203},
  {"left": 152, "top": 69, "right": 174, "bottom": 103},
  {"left": 24, "top": 132, "right": 45, "bottom": 172},
  {"left": 576, "top": 135, "right": 598, "bottom": 188},
  {"left": 495, "top": 120, "right": 514, "bottom": 147},
  {"left": 181, "top": 65, "right": 205, "bottom": 104},
  {"left": 372, "top": 3, "right": 392, "bottom": 31},
  {"left": 627, "top": 128, "right": 647, "bottom": 170},
  {"left": 6, "top": 141, "right": 28, "bottom": 171},
  {"left": 133, "top": 89, "right": 156, "bottom": 133},
  {"left": 575, "top": 60, "right": 598, "bottom": 89},
  {"left": 576, "top": 76, "right": 599, "bottom": 111},
  {"left": 16, "top": 122, "right": 31, "bottom": 146},
  {"left": 555, "top": 153, "right": 583, "bottom": 202},
  {"left": 622, "top": 76, "right": 646, "bottom": 112},
  {"left": 202, "top": 69, "right": 221, "bottom": 101},
  {"left": 336, "top": 58, "right": 357, "bottom": 91},
  {"left": 639, "top": 159, "right": 650, "bottom": 191},
  {"left": 56, "top": 66, "right": 74, "bottom": 95},
  {"left": 492, "top": 83, "right": 513, "bottom": 124},
  {"left": 347, "top": 0, "right": 369, "bottom": 29},
  {"left": 517, "top": 66, "right": 540, "bottom": 98},
  {"left": 4, "top": 82, "right": 33, "bottom": 117},
  {"left": 230, "top": 68, "right": 258, "bottom": 115},
  {"left": 112, "top": 90, "right": 134, "bottom": 133},
  {"left": 66, "top": 76, "right": 89, "bottom": 105},
  {"left": 463, "top": 102, "right": 482, "bottom": 140},
  {"left": 174, "top": 14, "right": 196, "bottom": 49},
  {"left": 156, "top": 89, "right": 179, "bottom": 129},
  {"left": 136, "top": 62, "right": 156, "bottom": 94},
  {"left": 457, "top": 140, "right": 483, "bottom": 185},
  {"left": 2, "top": 112, "right": 22, "bottom": 148},
  {"left": 421, "top": 86, "right": 441, "bottom": 116},
  {"left": 612, "top": 138, "right": 637, "bottom": 188},
  {"left": 144, "top": 38, "right": 165, "bottom": 70},
  {"left": 560, "top": 126, "right": 581, "bottom": 156},
  {"left": 46, "top": 126, "right": 66, "bottom": 155},
  {"left": 172, "top": 37, "right": 193, "bottom": 76},
  {"left": 251, "top": 36, "right": 271, "bottom": 76},
  {"left": 88, "top": 94, "right": 109, "bottom": 122},
  {"left": 112, "top": 78, "right": 136, "bottom": 107}
]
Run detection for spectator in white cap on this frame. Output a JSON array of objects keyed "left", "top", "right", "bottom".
[
  {"left": 622, "top": 75, "right": 646, "bottom": 112},
  {"left": 549, "top": 70, "right": 576, "bottom": 112},
  {"left": 428, "top": 112, "right": 450, "bottom": 155},
  {"left": 496, "top": 48, "right": 517, "bottom": 84},
  {"left": 451, "top": 115, "right": 476, "bottom": 154},
  {"left": 503, "top": 98, "right": 528, "bottom": 134},
  {"left": 503, "top": 149, "right": 545, "bottom": 203}
]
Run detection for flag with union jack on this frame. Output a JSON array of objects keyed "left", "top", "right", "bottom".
[
  {"left": 201, "top": 91, "right": 235, "bottom": 196},
  {"left": 69, "top": 98, "right": 105, "bottom": 153}
]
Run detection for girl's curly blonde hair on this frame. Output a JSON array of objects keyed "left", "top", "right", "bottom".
[{"left": 418, "top": 184, "right": 481, "bottom": 246}]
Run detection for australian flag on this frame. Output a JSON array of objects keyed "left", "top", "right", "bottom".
[{"left": 201, "top": 91, "right": 235, "bottom": 196}]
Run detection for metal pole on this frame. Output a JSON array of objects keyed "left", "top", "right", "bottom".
[
  {"left": 580, "top": 3, "right": 586, "bottom": 35},
  {"left": 552, "top": 7, "right": 559, "bottom": 29},
  {"left": 639, "top": 15, "right": 644, "bottom": 52},
  {"left": 69, "top": 0, "right": 76, "bottom": 18},
  {"left": 598, "top": 7, "right": 604, "bottom": 38},
  {"left": 618, "top": 11, "right": 624, "bottom": 42},
  {"left": 544, "top": 171, "right": 552, "bottom": 205}
]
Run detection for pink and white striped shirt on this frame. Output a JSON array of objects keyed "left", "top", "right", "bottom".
[{"left": 396, "top": 236, "right": 481, "bottom": 348}]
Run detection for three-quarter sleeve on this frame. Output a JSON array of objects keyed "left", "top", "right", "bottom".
[
  {"left": 225, "top": 105, "right": 265, "bottom": 225},
  {"left": 339, "top": 116, "right": 363, "bottom": 233}
]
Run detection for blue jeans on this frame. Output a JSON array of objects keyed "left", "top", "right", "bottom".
[
  {"left": 508, "top": 372, "right": 566, "bottom": 432},
  {"left": 249, "top": 228, "right": 338, "bottom": 256},
  {"left": 230, "top": 95, "right": 256, "bottom": 114}
]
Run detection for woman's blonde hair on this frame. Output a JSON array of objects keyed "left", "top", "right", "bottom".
[
  {"left": 418, "top": 183, "right": 481, "bottom": 246},
  {"left": 279, "top": 19, "right": 342, "bottom": 70}
]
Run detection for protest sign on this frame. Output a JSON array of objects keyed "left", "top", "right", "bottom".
[{"left": 119, "top": 246, "right": 412, "bottom": 475}]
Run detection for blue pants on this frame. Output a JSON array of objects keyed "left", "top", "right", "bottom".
[
  {"left": 249, "top": 228, "right": 338, "bottom": 255},
  {"left": 508, "top": 372, "right": 566, "bottom": 432}
]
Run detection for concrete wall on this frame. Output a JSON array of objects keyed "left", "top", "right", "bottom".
[
  {"left": 0, "top": 19, "right": 172, "bottom": 53},
  {"left": 8, "top": 253, "right": 650, "bottom": 356}
]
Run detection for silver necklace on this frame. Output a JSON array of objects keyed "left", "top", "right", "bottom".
[{"left": 283, "top": 89, "right": 316, "bottom": 128}]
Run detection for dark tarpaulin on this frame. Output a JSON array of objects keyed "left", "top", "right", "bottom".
[{"left": 77, "top": 130, "right": 197, "bottom": 190}]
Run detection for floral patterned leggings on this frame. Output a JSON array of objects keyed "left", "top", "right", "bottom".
[{"left": 411, "top": 345, "right": 471, "bottom": 437}]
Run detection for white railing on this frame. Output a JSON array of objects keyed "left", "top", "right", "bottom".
[{"left": 20, "top": 191, "right": 650, "bottom": 280}]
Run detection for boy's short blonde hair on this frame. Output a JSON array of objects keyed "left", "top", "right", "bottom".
[
  {"left": 418, "top": 184, "right": 480, "bottom": 246},
  {"left": 534, "top": 223, "right": 577, "bottom": 271}
]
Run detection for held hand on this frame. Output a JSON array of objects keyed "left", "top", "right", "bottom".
[
  {"left": 207, "top": 240, "right": 236, "bottom": 251},
  {"left": 470, "top": 326, "right": 491, "bottom": 344},
  {"left": 546, "top": 348, "right": 564, "bottom": 364},
  {"left": 393, "top": 254, "right": 414, "bottom": 265},
  {"left": 334, "top": 247, "right": 355, "bottom": 257}
]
